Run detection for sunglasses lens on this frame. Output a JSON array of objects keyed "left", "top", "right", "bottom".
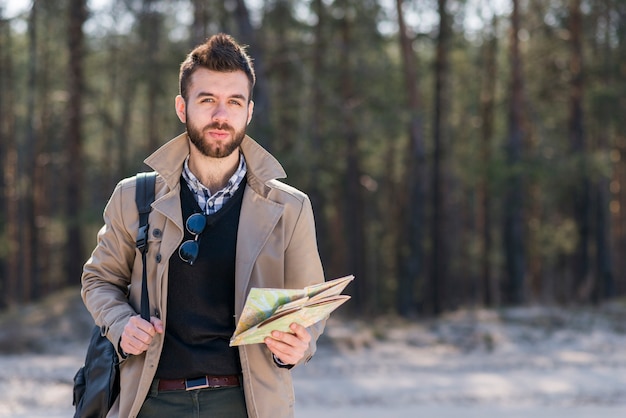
[
  {"left": 180, "top": 213, "right": 206, "bottom": 265},
  {"left": 179, "top": 240, "right": 199, "bottom": 265},
  {"left": 186, "top": 213, "right": 206, "bottom": 235}
]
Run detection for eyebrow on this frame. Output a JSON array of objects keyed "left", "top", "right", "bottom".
[{"left": 196, "top": 91, "right": 248, "bottom": 101}]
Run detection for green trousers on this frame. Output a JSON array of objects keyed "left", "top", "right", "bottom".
[{"left": 137, "top": 379, "right": 248, "bottom": 418}]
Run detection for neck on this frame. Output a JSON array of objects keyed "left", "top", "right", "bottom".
[{"left": 188, "top": 147, "right": 240, "bottom": 194}]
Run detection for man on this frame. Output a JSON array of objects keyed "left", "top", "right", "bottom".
[{"left": 81, "top": 33, "right": 325, "bottom": 418}]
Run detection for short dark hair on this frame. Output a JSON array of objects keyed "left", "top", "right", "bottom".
[{"left": 179, "top": 33, "right": 256, "bottom": 101}]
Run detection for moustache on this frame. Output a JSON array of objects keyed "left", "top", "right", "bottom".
[{"left": 205, "top": 122, "right": 234, "bottom": 132}]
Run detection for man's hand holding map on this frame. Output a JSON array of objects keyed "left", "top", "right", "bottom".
[{"left": 230, "top": 275, "right": 354, "bottom": 346}]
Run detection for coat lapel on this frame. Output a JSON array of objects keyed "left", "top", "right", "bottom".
[{"left": 234, "top": 186, "right": 284, "bottom": 315}]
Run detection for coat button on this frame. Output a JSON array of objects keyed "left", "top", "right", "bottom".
[
  {"left": 152, "top": 228, "right": 162, "bottom": 238},
  {"left": 156, "top": 254, "right": 162, "bottom": 263}
]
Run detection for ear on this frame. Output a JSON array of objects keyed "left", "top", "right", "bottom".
[
  {"left": 247, "top": 100, "right": 254, "bottom": 125},
  {"left": 175, "top": 95, "right": 187, "bottom": 123}
]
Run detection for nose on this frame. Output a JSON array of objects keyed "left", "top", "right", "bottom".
[{"left": 212, "top": 102, "right": 228, "bottom": 123}]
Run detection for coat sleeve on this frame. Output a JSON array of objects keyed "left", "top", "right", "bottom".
[
  {"left": 283, "top": 193, "right": 326, "bottom": 365},
  {"left": 81, "top": 178, "right": 139, "bottom": 354}
]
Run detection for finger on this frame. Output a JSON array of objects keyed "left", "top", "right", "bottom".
[
  {"left": 120, "top": 333, "right": 139, "bottom": 355},
  {"left": 267, "top": 332, "right": 303, "bottom": 355},
  {"left": 150, "top": 317, "right": 164, "bottom": 333},
  {"left": 270, "top": 325, "right": 309, "bottom": 349},
  {"left": 126, "top": 338, "right": 149, "bottom": 355},
  {"left": 289, "top": 323, "right": 311, "bottom": 344},
  {"left": 126, "top": 323, "right": 154, "bottom": 345},
  {"left": 130, "top": 316, "right": 156, "bottom": 337},
  {"left": 265, "top": 331, "right": 308, "bottom": 363},
  {"left": 264, "top": 338, "right": 296, "bottom": 364},
  {"left": 122, "top": 328, "right": 152, "bottom": 354},
  {"left": 122, "top": 315, "right": 156, "bottom": 353},
  {"left": 131, "top": 330, "right": 154, "bottom": 345}
]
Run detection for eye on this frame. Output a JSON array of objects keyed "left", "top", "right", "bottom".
[{"left": 229, "top": 100, "right": 243, "bottom": 106}]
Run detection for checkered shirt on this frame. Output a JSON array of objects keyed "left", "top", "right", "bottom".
[{"left": 182, "top": 153, "right": 247, "bottom": 215}]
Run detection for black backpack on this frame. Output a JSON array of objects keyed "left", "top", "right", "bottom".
[{"left": 73, "top": 172, "right": 156, "bottom": 418}]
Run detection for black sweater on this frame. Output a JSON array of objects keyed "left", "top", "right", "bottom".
[{"left": 156, "top": 176, "right": 246, "bottom": 379}]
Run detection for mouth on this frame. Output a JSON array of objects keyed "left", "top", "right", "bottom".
[{"left": 207, "top": 129, "right": 231, "bottom": 140}]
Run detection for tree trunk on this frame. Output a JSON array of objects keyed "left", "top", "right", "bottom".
[
  {"left": 65, "top": 0, "right": 87, "bottom": 286},
  {"left": 190, "top": 0, "right": 209, "bottom": 46},
  {"left": 270, "top": 1, "right": 296, "bottom": 154},
  {"left": 0, "top": 13, "right": 20, "bottom": 308},
  {"left": 116, "top": 75, "right": 137, "bottom": 177},
  {"left": 478, "top": 15, "right": 499, "bottom": 307},
  {"left": 504, "top": 0, "right": 526, "bottom": 304},
  {"left": 595, "top": 180, "right": 613, "bottom": 300},
  {"left": 395, "top": 0, "right": 426, "bottom": 317},
  {"left": 35, "top": 2, "right": 53, "bottom": 295},
  {"left": 233, "top": 0, "right": 273, "bottom": 150},
  {"left": 339, "top": 2, "right": 367, "bottom": 315},
  {"left": 431, "top": 0, "right": 450, "bottom": 314},
  {"left": 308, "top": 0, "right": 331, "bottom": 271},
  {"left": 140, "top": 0, "right": 162, "bottom": 154},
  {"left": 568, "top": 0, "right": 592, "bottom": 301},
  {"left": 22, "top": 0, "right": 39, "bottom": 300},
  {"left": 0, "top": 12, "right": 5, "bottom": 301},
  {"left": 593, "top": 0, "right": 615, "bottom": 300}
]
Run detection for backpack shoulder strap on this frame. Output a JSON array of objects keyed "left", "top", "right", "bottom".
[
  {"left": 135, "top": 172, "right": 157, "bottom": 251},
  {"left": 134, "top": 171, "right": 157, "bottom": 321}
]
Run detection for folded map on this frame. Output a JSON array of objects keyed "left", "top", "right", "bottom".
[{"left": 230, "top": 275, "right": 354, "bottom": 346}]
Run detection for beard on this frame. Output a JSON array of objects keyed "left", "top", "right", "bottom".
[{"left": 186, "top": 119, "right": 246, "bottom": 158}]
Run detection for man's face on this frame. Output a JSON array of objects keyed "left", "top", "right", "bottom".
[{"left": 177, "top": 68, "right": 254, "bottom": 158}]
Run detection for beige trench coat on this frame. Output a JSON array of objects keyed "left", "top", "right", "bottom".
[{"left": 81, "top": 133, "right": 325, "bottom": 418}]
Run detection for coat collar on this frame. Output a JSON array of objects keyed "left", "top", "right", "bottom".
[{"left": 143, "top": 132, "right": 287, "bottom": 196}]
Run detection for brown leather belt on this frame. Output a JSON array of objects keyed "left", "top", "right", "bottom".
[{"left": 158, "top": 375, "right": 240, "bottom": 391}]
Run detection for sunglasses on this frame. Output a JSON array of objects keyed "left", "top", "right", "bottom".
[{"left": 178, "top": 213, "right": 207, "bottom": 265}]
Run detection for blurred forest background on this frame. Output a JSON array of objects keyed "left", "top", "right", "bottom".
[{"left": 0, "top": 0, "right": 625, "bottom": 318}]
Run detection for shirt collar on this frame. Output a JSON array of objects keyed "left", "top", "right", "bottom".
[{"left": 182, "top": 152, "right": 247, "bottom": 199}]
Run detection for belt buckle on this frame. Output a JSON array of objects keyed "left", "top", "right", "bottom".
[{"left": 185, "top": 376, "right": 211, "bottom": 391}]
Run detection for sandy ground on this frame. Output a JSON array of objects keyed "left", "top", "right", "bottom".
[
  {"left": 1, "top": 290, "right": 626, "bottom": 417},
  {"left": 291, "top": 308, "right": 626, "bottom": 418}
]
